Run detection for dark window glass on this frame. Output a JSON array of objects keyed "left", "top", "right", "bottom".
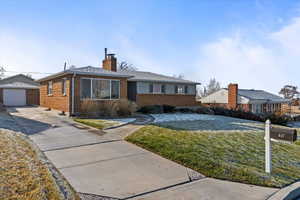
[
  {"left": 149, "top": 83, "right": 153, "bottom": 93},
  {"left": 184, "top": 85, "right": 188, "bottom": 94},
  {"left": 80, "top": 79, "right": 91, "bottom": 99},
  {"left": 161, "top": 84, "right": 166, "bottom": 93},
  {"left": 111, "top": 80, "right": 120, "bottom": 99},
  {"left": 175, "top": 85, "right": 178, "bottom": 94}
]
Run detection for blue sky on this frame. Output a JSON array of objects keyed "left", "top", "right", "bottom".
[{"left": 1, "top": 0, "right": 300, "bottom": 93}]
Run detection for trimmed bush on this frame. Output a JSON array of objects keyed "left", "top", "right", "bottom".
[
  {"left": 162, "top": 105, "right": 175, "bottom": 113},
  {"left": 195, "top": 106, "right": 214, "bottom": 115},
  {"left": 138, "top": 105, "right": 176, "bottom": 114},
  {"left": 138, "top": 105, "right": 164, "bottom": 114},
  {"left": 80, "top": 99, "right": 137, "bottom": 117},
  {"left": 116, "top": 99, "right": 138, "bottom": 117},
  {"left": 210, "top": 106, "right": 290, "bottom": 126}
]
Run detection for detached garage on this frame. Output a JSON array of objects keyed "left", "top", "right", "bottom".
[{"left": 0, "top": 74, "right": 39, "bottom": 106}]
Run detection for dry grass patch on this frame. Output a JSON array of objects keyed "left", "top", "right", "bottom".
[
  {"left": 74, "top": 118, "right": 120, "bottom": 129},
  {"left": 0, "top": 129, "right": 78, "bottom": 200}
]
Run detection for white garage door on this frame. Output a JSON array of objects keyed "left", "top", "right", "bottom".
[{"left": 3, "top": 89, "right": 26, "bottom": 106}]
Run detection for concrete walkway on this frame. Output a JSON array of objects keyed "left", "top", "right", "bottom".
[{"left": 3, "top": 107, "right": 279, "bottom": 200}]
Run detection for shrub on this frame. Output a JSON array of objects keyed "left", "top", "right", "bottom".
[
  {"left": 98, "top": 101, "right": 118, "bottom": 117},
  {"left": 138, "top": 105, "right": 175, "bottom": 114},
  {"left": 116, "top": 99, "right": 137, "bottom": 117},
  {"left": 163, "top": 105, "right": 175, "bottom": 113},
  {"left": 195, "top": 106, "right": 214, "bottom": 115},
  {"left": 80, "top": 100, "right": 99, "bottom": 117},
  {"left": 210, "top": 106, "right": 290, "bottom": 126},
  {"left": 175, "top": 107, "right": 194, "bottom": 113},
  {"left": 138, "top": 105, "right": 164, "bottom": 114},
  {"left": 80, "top": 99, "right": 137, "bottom": 117}
]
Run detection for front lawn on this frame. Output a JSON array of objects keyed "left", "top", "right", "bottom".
[
  {"left": 126, "top": 125, "right": 300, "bottom": 188},
  {"left": 0, "top": 129, "right": 80, "bottom": 200},
  {"left": 74, "top": 118, "right": 120, "bottom": 129}
]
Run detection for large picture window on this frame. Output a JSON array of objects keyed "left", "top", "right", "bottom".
[
  {"left": 80, "top": 78, "right": 120, "bottom": 100},
  {"left": 92, "top": 79, "right": 110, "bottom": 99}
]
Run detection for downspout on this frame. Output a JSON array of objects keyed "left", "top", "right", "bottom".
[{"left": 71, "top": 72, "right": 76, "bottom": 115}]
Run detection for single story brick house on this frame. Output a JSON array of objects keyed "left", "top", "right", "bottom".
[
  {"left": 0, "top": 74, "right": 40, "bottom": 106},
  {"left": 200, "top": 84, "right": 289, "bottom": 114},
  {"left": 37, "top": 49, "right": 199, "bottom": 115}
]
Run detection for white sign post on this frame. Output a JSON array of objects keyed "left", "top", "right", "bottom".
[{"left": 265, "top": 119, "right": 272, "bottom": 174}]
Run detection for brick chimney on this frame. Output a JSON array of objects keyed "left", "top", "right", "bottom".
[
  {"left": 102, "top": 48, "right": 117, "bottom": 72},
  {"left": 228, "top": 83, "right": 238, "bottom": 110}
]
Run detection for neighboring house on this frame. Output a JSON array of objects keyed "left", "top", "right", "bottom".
[
  {"left": 200, "top": 84, "right": 289, "bottom": 114},
  {"left": 0, "top": 74, "right": 40, "bottom": 106},
  {"left": 281, "top": 98, "right": 300, "bottom": 114},
  {"left": 37, "top": 49, "right": 199, "bottom": 115}
]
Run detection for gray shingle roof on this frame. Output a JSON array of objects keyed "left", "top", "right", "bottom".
[
  {"left": 0, "top": 82, "right": 39, "bottom": 89},
  {"left": 70, "top": 66, "right": 133, "bottom": 78},
  {"left": 0, "top": 74, "right": 39, "bottom": 89},
  {"left": 37, "top": 66, "right": 133, "bottom": 82},
  {"left": 228, "top": 89, "right": 288, "bottom": 103},
  {"left": 38, "top": 66, "right": 199, "bottom": 84},
  {"left": 119, "top": 70, "right": 199, "bottom": 84}
]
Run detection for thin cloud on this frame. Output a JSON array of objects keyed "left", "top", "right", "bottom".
[
  {"left": 0, "top": 30, "right": 99, "bottom": 79},
  {"left": 193, "top": 17, "right": 300, "bottom": 93}
]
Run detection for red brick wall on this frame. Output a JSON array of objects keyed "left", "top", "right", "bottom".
[
  {"left": 228, "top": 84, "right": 238, "bottom": 109},
  {"left": 102, "top": 56, "right": 117, "bottom": 72},
  {"left": 26, "top": 89, "right": 40, "bottom": 105},
  {"left": 136, "top": 94, "right": 198, "bottom": 107},
  {"left": 39, "top": 75, "right": 71, "bottom": 112}
]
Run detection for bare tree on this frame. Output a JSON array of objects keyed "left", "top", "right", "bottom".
[
  {"left": 0, "top": 66, "right": 5, "bottom": 79},
  {"left": 200, "top": 78, "right": 221, "bottom": 97},
  {"left": 118, "top": 61, "right": 138, "bottom": 71},
  {"left": 173, "top": 73, "right": 185, "bottom": 79},
  {"left": 279, "top": 85, "right": 299, "bottom": 99},
  {"left": 24, "top": 73, "right": 33, "bottom": 79}
]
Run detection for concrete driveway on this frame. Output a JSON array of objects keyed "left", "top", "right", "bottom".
[{"left": 3, "top": 107, "right": 278, "bottom": 200}]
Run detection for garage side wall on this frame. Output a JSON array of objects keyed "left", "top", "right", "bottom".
[
  {"left": 40, "top": 75, "right": 71, "bottom": 112},
  {"left": 26, "top": 89, "right": 40, "bottom": 105}
]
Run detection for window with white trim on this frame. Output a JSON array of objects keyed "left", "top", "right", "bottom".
[
  {"left": 176, "top": 85, "right": 184, "bottom": 94},
  {"left": 153, "top": 84, "right": 161, "bottom": 93},
  {"left": 48, "top": 81, "right": 53, "bottom": 95},
  {"left": 80, "top": 78, "right": 120, "bottom": 100}
]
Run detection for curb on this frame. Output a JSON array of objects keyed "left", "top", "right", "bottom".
[{"left": 267, "top": 182, "right": 300, "bottom": 200}]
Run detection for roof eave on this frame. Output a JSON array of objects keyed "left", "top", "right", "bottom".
[
  {"left": 127, "top": 78, "right": 200, "bottom": 84},
  {"left": 37, "top": 71, "right": 133, "bottom": 82}
]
